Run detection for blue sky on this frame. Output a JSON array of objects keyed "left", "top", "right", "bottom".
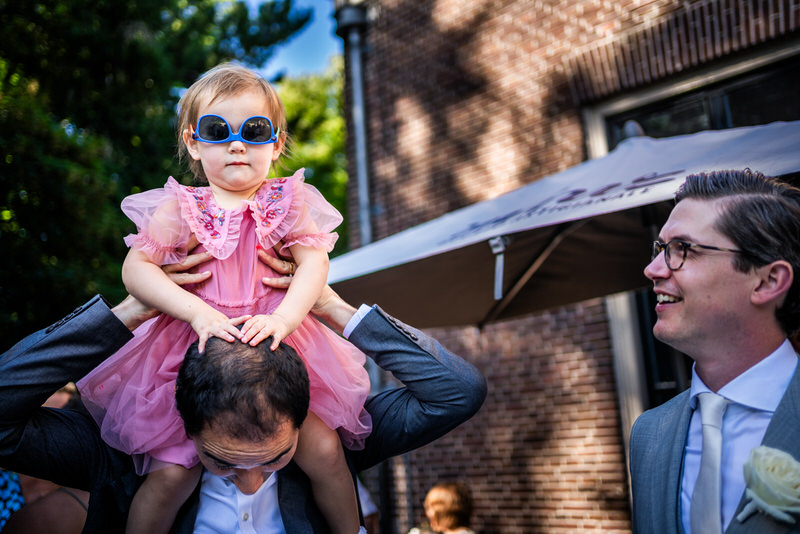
[{"left": 250, "top": 0, "right": 342, "bottom": 79}]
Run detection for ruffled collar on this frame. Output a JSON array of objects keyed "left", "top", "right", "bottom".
[{"left": 172, "top": 170, "right": 304, "bottom": 260}]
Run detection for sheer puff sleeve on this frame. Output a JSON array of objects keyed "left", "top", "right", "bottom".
[
  {"left": 121, "top": 177, "right": 193, "bottom": 265},
  {"left": 251, "top": 169, "right": 343, "bottom": 255}
]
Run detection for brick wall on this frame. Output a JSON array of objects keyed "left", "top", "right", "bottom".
[
  {"left": 352, "top": 0, "right": 588, "bottom": 245},
  {"left": 346, "top": 0, "right": 799, "bottom": 245},
  {"left": 345, "top": 3, "right": 635, "bottom": 530},
  {"left": 566, "top": 0, "right": 800, "bottom": 102},
  {"left": 340, "top": 0, "right": 800, "bottom": 532},
  {"left": 358, "top": 300, "right": 631, "bottom": 533}
]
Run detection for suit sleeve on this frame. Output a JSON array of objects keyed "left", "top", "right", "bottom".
[
  {"left": 0, "top": 295, "right": 135, "bottom": 490},
  {"left": 346, "top": 306, "right": 487, "bottom": 471}
]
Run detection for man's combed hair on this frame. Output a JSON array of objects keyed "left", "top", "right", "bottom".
[
  {"left": 175, "top": 336, "right": 310, "bottom": 440},
  {"left": 676, "top": 168, "right": 800, "bottom": 335}
]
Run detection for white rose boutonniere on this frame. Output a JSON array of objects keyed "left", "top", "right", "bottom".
[{"left": 737, "top": 445, "right": 800, "bottom": 524}]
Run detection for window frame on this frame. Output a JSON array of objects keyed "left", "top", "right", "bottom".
[{"left": 583, "top": 40, "right": 800, "bottom": 159}]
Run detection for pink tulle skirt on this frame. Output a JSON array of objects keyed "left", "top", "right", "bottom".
[{"left": 78, "top": 298, "right": 372, "bottom": 475}]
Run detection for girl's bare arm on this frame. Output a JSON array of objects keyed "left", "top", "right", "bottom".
[
  {"left": 240, "top": 244, "right": 329, "bottom": 349},
  {"left": 121, "top": 247, "right": 246, "bottom": 352}
]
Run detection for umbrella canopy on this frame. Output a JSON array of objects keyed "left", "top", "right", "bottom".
[{"left": 329, "top": 121, "right": 800, "bottom": 328}]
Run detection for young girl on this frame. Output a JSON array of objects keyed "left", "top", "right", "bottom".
[{"left": 77, "top": 63, "right": 371, "bottom": 534}]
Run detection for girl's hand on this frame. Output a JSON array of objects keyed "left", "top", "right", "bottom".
[
  {"left": 190, "top": 307, "right": 249, "bottom": 353},
  {"left": 240, "top": 313, "right": 292, "bottom": 350}
]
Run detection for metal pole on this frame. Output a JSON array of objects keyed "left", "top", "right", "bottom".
[
  {"left": 347, "top": 28, "right": 372, "bottom": 246},
  {"left": 336, "top": 4, "right": 372, "bottom": 246}
]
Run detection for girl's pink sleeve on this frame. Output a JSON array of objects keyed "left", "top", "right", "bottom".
[
  {"left": 277, "top": 173, "right": 343, "bottom": 256},
  {"left": 121, "top": 178, "right": 193, "bottom": 265}
]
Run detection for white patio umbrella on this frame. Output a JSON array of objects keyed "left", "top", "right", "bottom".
[{"left": 329, "top": 121, "right": 800, "bottom": 328}]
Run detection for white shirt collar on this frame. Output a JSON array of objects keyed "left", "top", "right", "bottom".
[{"left": 689, "top": 338, "right": 798, "bottom": 412}]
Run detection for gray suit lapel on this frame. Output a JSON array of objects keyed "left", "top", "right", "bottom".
[
  {"left": 636, "top": 390, "right": 692, "bottom": 533},
  {"left": 726, "top": 360, "right": 800, "bottom": 534},
  {"left": 665, "top": 392, "right": 693, "bottom": 533}
]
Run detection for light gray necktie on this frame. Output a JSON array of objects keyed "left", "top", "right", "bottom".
[{"left": 691, "top": 392, "right": 729, "bottom": 534}]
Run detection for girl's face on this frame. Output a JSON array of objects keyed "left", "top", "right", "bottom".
[{"left": 183, "top": 89, "right": 282, "bottom": 208}]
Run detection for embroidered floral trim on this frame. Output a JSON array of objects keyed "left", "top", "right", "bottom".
[
  {"left": 187, "top": 186, "right": 226, "bottom": 239},
  {"left": 253, "top": 178, "right": 288, "bottom": 228}
]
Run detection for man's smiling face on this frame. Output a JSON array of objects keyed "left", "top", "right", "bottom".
[{"left": 644, "top": 198, "right": 761, "bottom": 359}]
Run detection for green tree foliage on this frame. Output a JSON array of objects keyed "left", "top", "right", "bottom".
[
  {"left": 0, "top": 61, "right": 126, "bottom": 342},
  {"left": 278, "top": 57, "right": 349, "bottom": 255},
  {"left": 0, "top": 0, "right": 311, "bottom": 192},
  {"left": 0, "top": 0, "right": 314, "bottom": 349}
]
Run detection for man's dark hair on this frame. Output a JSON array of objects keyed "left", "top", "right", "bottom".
[
  {"left": 175, "top": 337, "right": 310, "bottom": 440},
  {"left": 675, "top": 168, "right": 800, "bottom": 335}
]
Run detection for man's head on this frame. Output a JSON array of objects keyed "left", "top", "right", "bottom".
[
  {"left": 645, "top": 169, "right": 800, "bottom": 358},
  {"left": 176, "top": 337, "right": 309, "bottom": 494}
]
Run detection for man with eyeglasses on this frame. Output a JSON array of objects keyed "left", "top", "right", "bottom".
[{"left": 630, "top": 169, "right": 800, "bottom": 534}]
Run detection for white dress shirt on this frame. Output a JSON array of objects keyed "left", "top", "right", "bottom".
[
  {"left": 193, "top": 305, "right": 375, "bottom": 533},
  {"left": 194, "top": 471, "right": 283, "bottom": 534},
  {"left": 357, "top": 479, "right": 378, "bottom": 517},
  {"left": 680, "top": 339, "right": 798, "bottom": 533}
]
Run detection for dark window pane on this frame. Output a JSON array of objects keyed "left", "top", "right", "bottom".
[
  {"left": 606, "top": 55, "right": 800, "bottom": 150},
  {"left": 608, "top": 97, "right": 711, "bottom": 149},
  {"left": 725, "top": 65, "right": 800, "bottom": 127},
  {"left": 635, "top": 289, "right": 692, "bottom": 408}
]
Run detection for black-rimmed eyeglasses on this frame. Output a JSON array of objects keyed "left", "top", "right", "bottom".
[{"left": 651, "top": 239, "right": 746, "bottom": 271}]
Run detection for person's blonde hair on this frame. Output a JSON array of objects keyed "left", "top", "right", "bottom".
[
  {"left": 177, "top": 63, "right": 288, "bottom": 183},
  {"left": 424, "top": 481, "right": 473, "bottom": 531}
]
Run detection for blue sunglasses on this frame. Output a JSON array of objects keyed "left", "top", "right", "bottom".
[{"left": 191, "top": 114, "right": 278, "bottom": 145}]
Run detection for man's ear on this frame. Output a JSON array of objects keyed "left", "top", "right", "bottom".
[
  {"left": 752, "top": 260, "right": 793, "bottom": 307},
  {"left": 183, "top": 128, "right": 202, "bottom": 161}
]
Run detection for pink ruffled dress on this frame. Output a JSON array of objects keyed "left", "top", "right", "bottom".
[{"left": 77, "top": 169, "right": 372, "bottom": 475}]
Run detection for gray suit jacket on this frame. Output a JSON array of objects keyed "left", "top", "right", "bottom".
[
  {"left": 630, "top": 357, "right": 800, "bottom": 534},
  {"left": 0, "top": 296, "right": 488, "bottom": 533}
]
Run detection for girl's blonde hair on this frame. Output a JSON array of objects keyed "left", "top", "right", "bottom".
[
  {"left": 424, "top": 481, "right": 473, "bottom": 531},
  {"left": 177, "top": 63, "right": 288, "bottom": 183}
]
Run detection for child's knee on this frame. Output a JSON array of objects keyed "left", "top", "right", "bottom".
[
  {"left": 146, "top": 464, "right": 201, "bottom": 496},
  {"left": 300, "top": 417, "right": 346, "bottom": 472},
  {"left": 314, "top": 426, "right": 345, "bottom": 468}
]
